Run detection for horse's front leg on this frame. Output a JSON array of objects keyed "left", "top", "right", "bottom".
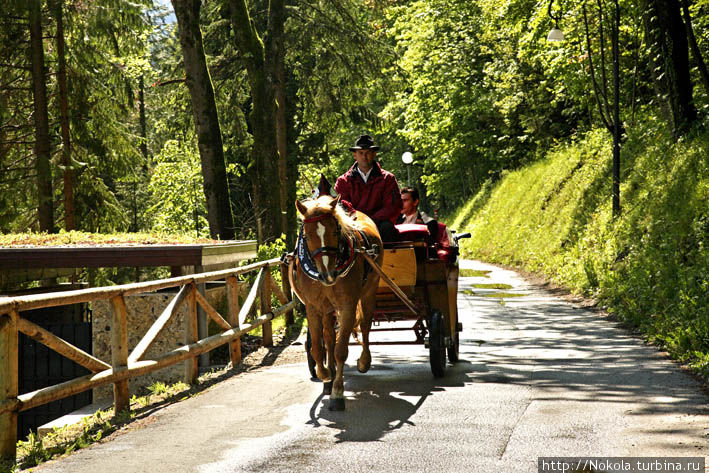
[
  {"left": 329, "top": 304, "right": 356, "bottom": 411},
  {"left": 357, "top": 263, "right": 380, "bottom": 373},
  {"left": 306, "top": 307, "right": 329, "bottom": 383},
  {"left": 322, "top": 310, "right": 336, "bottom": 395}
]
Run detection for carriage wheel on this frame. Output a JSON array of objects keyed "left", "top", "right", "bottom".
[
  {"left": 305, "top": 330, "right": 318, "bottom": 379},
  {"left": 429, "top": 310, "right": 447, "bottom": 378}
]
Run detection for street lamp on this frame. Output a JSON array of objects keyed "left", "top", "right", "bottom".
[
  {"left": 401, "top": 151, "right": 413, "bottom": 186},
  {"left": 547, "top": 0, "right": 621, "bottom": 216},
  {"left": 547, "top": 0, "right": 564, "bottom": 42}
]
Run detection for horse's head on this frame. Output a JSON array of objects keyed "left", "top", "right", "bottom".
[{"left": 296, "top": 195, "right": 345, "bottom": 286}]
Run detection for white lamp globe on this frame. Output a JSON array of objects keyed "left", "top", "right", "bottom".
[
  {"left": 547, "top": 27, "right": 564, "bottom": 42},
  {"left": 401, "top": 151, "right": 414, "bottom": 164}
]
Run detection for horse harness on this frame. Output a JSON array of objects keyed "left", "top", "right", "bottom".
[{"left": 294, "top": 212, "right": 378, "bottom": 285}]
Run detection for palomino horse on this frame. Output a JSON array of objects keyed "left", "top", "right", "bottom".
[{"left": 290, "top": 195, "right": 383, "bottom": 410}]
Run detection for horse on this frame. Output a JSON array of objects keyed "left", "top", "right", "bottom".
[{"left": 290, "top": 194, "right": 383, "bottom": 411}]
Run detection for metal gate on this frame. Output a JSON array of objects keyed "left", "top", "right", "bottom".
[{"left": 18, "top": 303, "right": 92, "bottom": 439}]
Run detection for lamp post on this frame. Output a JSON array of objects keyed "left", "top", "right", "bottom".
[
  {"left": 547, "top": 0, "right": 564, "bottom": 42},
  {"left": 547, "top": 0, "right": 620, "bottom": 217},
  {"left": 611, "top": 0, "right": 621, "bottom": 218},
  {"left": 402, "top": 151, "right": 413, "bottom": 186}
]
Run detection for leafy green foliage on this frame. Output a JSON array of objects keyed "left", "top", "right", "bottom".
[
  {"left": 455, "top": 118, "right": 709, "bottom": 375},
  {"left": 147, "top": 140, "right": 209, "bottom": 237}
]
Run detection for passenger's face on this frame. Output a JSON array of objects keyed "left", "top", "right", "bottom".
[
  {"left": 401, "top": 192, "right": 418, "bottom": 215},
  {"left": 353, "top": 149, "right": 376, "bottom": 172}
]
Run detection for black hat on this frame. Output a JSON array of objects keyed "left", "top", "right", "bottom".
[{"left": 349, "top": 134, "right": 380, "bottom": 152}]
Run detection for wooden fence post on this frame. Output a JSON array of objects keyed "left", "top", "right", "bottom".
[
  {"left": 280, "top": 262, "right": 294, "bottom": 325},
  {"left": 225, "top": 276, "right": 241, "bottom": 367},
  {"left": 261, "top": 268, "right": 273, "bottom": 347},
  {"left": 0, "top": 311, "right": 18, "bottom": 462},
  {"left": 110, "top": 296, "right": 130, "bottom": 413},
  {"left": 184, "top": 284, "right": 199, "bottom": 383}
]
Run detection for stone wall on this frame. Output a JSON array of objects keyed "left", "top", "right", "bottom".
[{"left": 92, "top": 285, "right": 226, "bottom": 401}]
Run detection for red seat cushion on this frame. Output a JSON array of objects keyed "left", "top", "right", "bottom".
[
  {"left": 437, "top": 249, "right": 451, "bottom": 260},
  {"left": 436, "top": 222, "right": 450, "bottom": 249},
  {"left": 394, "top": 223, "right": 429, "bottom": 240}
]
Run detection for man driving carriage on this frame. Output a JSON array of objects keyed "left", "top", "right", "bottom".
[{"left": 334, "top": 134, "right": 403, "bottom": 242}]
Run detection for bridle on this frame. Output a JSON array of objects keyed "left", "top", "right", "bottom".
[{"left": 299, "top": 212, "right": 356, "bottom": 284}]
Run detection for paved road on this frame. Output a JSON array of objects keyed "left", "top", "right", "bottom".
[{"left": 33, "top": 260, "right": 709, "bottom": 472}]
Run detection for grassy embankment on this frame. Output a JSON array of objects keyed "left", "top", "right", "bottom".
[{"left": 451, "top": 121, "right": 709, "bottom": 376}]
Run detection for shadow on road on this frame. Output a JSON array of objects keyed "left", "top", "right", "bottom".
[
  {"left": 462, "top": 297, "right": 709, "bottom": 415},
  {"left": 307, "top": 358, "right": 480, "bottom": 443}
]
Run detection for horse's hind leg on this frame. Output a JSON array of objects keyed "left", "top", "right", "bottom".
[
  {"left": 357, "top": 296, "right": 376, "bottom": 373},
  {"left": 306, "top": 307, "right": 329, "bottom": 383}
]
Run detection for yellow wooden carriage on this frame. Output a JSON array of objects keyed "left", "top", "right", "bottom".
[{"left": 369, "top": 224, "right": 469, "bottom": 377}]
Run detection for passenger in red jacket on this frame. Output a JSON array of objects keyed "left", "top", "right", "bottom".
[{"left": 335, "top": 134, "right": 403, "bottom": 242}]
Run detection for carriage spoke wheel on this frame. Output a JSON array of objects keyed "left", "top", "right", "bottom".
[{"left": 429, "top": 310, "right": 447, "bottom": 378}]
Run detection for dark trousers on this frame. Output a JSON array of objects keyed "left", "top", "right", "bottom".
[{"left": 375, "top": 220, "right": 397, "bottom": 242}]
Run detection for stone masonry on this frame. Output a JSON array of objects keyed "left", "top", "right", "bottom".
[{"left": 92, "top": 285, "right": 226, "bottom": 401}]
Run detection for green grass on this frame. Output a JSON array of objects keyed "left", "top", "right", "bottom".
[
  {"left": 0, "top": 230, "right": 224, "bottom": 247},
  {"left": 459, "top": 269, "right": 491, "bottom": 277},
  {"left": 472, "top": 283, "right": 513, "bottom": 290},
  {"left": 9, "top": 379, "right": 197, "bottom": 471},
  {"left": 463, "top": 289, "right": 525, "bottom": 298},
  {"left": 480, "top": 292, "right": 526, "bottom": 298},
  {"left": 452, "top": 118, "right": 709, "bottom": 378}
]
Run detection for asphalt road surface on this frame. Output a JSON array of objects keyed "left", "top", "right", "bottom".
[{"left": 33, "top": 260, "right": 709, "bottom": 473}]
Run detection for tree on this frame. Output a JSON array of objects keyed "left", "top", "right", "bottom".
[
  {"left": 49, "top": 0, "right": 74, "bottom": 230},
  {"left": 581, "top": 0, "right": 623, "bottom": 216},
  {"left": 226, "top": 0, "right": 285, "bottom": 243},
  {"left": 680, "top": 0, "right": 709, "bottom": 96},
  {"left": 642, "top": 0, "right": 698, "bottom": 136},
  {"left": 171, "top": 0, "right": 235, "bottom": 240},
  {"left": 28, "top": 0, "right": 54, "bottom": 232}
]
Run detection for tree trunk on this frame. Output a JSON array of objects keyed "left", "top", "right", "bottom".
[
  {"left": 228, "top": 0, "right": 284, "bottom": 243},
  {"left": 51, "top": 0, "right": 75, "bottom": 231},
  {"left": 29, "top": 0, "right": 54, "bottom": 233},
  {"left": 680, "top": 0, "right": 709, "bottom": 96},
  {"left": 171, "top": 0, "right": 235, "bottom": 240},
  {"left": 249, "top": 68, "right": 281, "bottom": 242},
  {"left": 139, "top": 75, "right": 149, "bottom": 161},
  {"left": 643, "top": 0, "right": 697, "bottom": 136},
  {"left": 275, "top": 35, "right": 288, "bottom": 240}
]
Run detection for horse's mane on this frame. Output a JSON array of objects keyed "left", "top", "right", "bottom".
[{"left": 301, "top": 196, "right": 359, "bottom": 239}]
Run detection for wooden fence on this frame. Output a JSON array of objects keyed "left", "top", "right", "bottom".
[{"left": 0, "top": 257, "right": 295, "bottom": 461}]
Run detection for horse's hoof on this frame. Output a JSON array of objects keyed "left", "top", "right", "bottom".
[
  {"left": 357, "top": 362, "right": 370, "bottom": 373},
  {"left": 323, "top": 381, "right": 333, "bottom": 395},
  {"left": 328, "top": 397, "right": 345, "bottom": 411}
]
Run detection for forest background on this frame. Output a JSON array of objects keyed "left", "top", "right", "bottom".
[{"left": 1, "top": 0, "right": 708, "bottom": 371}]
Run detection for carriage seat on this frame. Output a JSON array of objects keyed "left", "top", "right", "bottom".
[
  {"left": 435, "top": 222, "right": 452, "bottom": 261},
  {"left": 391, "top": 223, "right": 451, "bottom": 262},
  {"left": 393, "top": 223, "right": 430, "bottom": 241}
]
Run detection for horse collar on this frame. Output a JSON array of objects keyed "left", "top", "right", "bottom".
[{"left": 297, "top": 223, "right": 357, "bottom": 283}]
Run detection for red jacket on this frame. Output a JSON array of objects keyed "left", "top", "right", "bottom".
[{"left": 335, "top": 161, "right": 403, "bottom": 223}]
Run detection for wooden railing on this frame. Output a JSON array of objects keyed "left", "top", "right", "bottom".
[{"left": 0, "top": 257, "right": 294, "bottom": 461}]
